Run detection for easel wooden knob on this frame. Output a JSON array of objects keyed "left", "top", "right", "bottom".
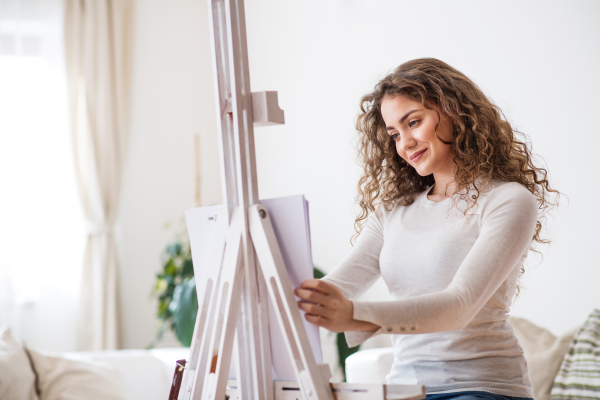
[{"left": 252, "top": 91, "right": 285, "bottom": 126}]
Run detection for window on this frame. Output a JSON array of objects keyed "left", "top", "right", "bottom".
[{"left": 0, "top": 0, "right": 85, "bottom": 352}]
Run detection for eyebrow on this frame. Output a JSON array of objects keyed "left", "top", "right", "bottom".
[{"left": 386, "top": 109, "right": 421, "bottom": 131}]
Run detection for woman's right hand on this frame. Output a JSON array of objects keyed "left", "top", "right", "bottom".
[{"left": 294, "top": 279, "right": 379, "bottom": 333}]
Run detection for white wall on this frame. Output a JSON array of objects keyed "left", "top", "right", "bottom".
[
  {"left": 118, "top": 0, "right": 600, "bottom": 349},
  {"left": 116, "top": 0, "right": 220, "bottom": 349}
]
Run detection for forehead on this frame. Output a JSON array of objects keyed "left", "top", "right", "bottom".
[{"left": 380, "top": 95, "right": 424, "bottom": 120}]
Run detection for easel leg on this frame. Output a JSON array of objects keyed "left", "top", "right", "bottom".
[
  {"left": 234, "top": 253, "right": 274, "bottom": 400},
  {"left": 179, "top": 279, "right": 214, "bottom": 400},
  {"left": 200, "top": 210, "right": 245, "bottom": 400},
  {"left": 255, "top": 259, "right": 275, "bottom": 400}
]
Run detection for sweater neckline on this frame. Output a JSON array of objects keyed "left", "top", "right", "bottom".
[
  {"left": 419, "top": 184, "right": 453, "bottom": 207},
  {"left": 419, "top": 178, "right": 494, "bottom": 207}
]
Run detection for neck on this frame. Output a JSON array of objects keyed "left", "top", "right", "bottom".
[{"left": 431, "top": 164, "right": 459, "bottom": 198}]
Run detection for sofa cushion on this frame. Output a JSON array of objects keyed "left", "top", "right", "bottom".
[
  {"left": 550, "top": 309, "right": 600, "bottom": 400},
  {"left": 507, "top": 317, "right": 578, "bottom": 400},
  {"left": 0, "top": 326, "right": 39, "bottom": 400},
  {"left": 57, "top": 348, "right": 191, "bottom": 400},
  {"left": 27, "top": 347, "right": 129, "bottom": 400}
]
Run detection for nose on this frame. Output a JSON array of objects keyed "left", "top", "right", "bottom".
[{"left": 398, "top": 132, "right": 417, "bottom": 154}]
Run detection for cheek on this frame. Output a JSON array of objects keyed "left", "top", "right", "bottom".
[
  {"left": 429, "top": 144, "right": 453, "bottom": 164},
  {"left": 395, "top": 142, "right": 407, "bottom": 160}
]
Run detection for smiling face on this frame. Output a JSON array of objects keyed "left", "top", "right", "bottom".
[{"left": 380, "top": 95, "right": 456, "bottom": 178}]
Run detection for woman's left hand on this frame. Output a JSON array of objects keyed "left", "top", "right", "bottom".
[{"left": 294, "top": 279, "right": 358, "bottom": 333}]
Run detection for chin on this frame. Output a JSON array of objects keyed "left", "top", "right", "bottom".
[{"left": 413, "top": 166, "right": 432, "bottom": 177}]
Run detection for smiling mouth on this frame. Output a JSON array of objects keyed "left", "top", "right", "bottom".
[{"left": 410, "top": 149, "right": 427, "bottom": 161}]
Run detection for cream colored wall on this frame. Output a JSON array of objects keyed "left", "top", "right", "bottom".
[{"left": 117, "top": 0, "right": 600, "bottom": 350}]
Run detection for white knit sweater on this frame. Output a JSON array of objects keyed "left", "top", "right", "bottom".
[{"left": 322, "top": 181, "right": 537, "bottom": 397}]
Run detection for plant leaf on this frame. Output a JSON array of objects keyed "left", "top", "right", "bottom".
[
  {"left": 171, "top": 277, "right": 198, "bottom": 347},
  {"left": 336, "top": 332, "right": 360, "bottom": 381},
  {"left": 167, "top": 243, "right": 183, "bottom": 258},
  {"left": 182, "top": 258, "right": 194, "bottom": 278},
  {"left": 164, "top": 259, "right": 177, "bottom": 276},
  {"left": 313, "top": 266, "right": 326, "bottom": 279}
]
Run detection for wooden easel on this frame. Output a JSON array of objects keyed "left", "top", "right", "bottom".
[{"left": 177, "top": 1, "right": 426, "bottom": 399}]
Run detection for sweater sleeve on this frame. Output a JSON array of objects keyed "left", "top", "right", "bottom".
[
  {"left": 346, "top": 185, "right": 539, "bottom": 347},
  {"left": 320, "top": 205, "right": 386, "bottom": 346},
  {"left": 320, "top": 205, "right": 386, "bottom": 299}
]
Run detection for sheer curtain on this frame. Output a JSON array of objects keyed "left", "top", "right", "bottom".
[
  {"left": 63, "top": 0, "right": 134, "bottom": 351},
  {"left": 0, "top": 0, "right": 85, "bottom": 352}
]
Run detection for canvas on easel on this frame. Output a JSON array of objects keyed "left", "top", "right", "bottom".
[{"left": 185, "top": 195, "right": 322, "bottom": 382}]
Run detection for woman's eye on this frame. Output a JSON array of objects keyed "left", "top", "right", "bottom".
[
  {"left": 391, "top": 132, "right": 400, "bottom": 141},
  {"left": 408, "top": 120, "right": 419, "bottom": 128}
]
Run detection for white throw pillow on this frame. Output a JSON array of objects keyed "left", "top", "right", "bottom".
[
  {"left": 509, "top": 317, "right": 578, "bottom": 400},
  {"left": 0, "top": 326, "right": 39, "bottom": 400},
  {"left": 27, "top": 347, "right": 129, "bottom": 400}
]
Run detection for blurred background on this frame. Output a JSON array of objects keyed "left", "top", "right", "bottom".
[{"left": 0, "top": 0, "right": 598, "bottom": 361}]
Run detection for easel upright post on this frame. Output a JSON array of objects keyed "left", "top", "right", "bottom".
[{"left": 180, "top": 0, "right": 272, "bottom": 398}]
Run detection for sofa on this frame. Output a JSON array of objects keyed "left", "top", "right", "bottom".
[
  {"left": 0, "top": 316, "right": 585, "bottom": 400},
  {"left": 0, "top": 325, "right": 190, "bottom": 400}
]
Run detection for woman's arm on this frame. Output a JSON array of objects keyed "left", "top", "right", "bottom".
[
  {"left": 316, "top": 205, "right": 387, "bottom": 300},
  {"left": 294, "top": 206, "right": 386, "bottom": 342},
  {"left": 294, "top": 279, "right": 381, "bottom": 333},
  {"left": 297, "top": 185, "right": 538, "bottom": 347}
]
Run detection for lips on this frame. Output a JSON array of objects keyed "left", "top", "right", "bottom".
[{"left": 410, "top": 149, "right": 427, "bottom": 161}]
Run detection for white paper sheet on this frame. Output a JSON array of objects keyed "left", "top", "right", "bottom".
[{"left": 184, "top": 195, "right": 321, "bottom": 381}]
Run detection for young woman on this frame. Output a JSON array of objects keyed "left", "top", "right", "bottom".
[{"left": 294, "top": 58, "right": 558, "bottom": 400}]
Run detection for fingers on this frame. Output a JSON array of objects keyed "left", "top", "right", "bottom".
[
  {"left": 295, "top": 279, "right": 349, "bottom": 333},
  {"left": 299, "top": 279, "right": 340, "bottom": 296},
  {"left": 304, "top": 314, "right": 345, "bottom": 333},
  {"left": 304, "top": 313, "right": 329, "bottom": 329},
  {"left": 293, "top": 288, "right": 331, "bottom": 307},
  {"left": 297, "top": 300, "right": 333, "bottom": 319}
]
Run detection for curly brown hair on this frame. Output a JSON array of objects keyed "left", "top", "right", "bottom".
[{"left": 354, "top": 58, "right": 560, "bottom": 273}]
